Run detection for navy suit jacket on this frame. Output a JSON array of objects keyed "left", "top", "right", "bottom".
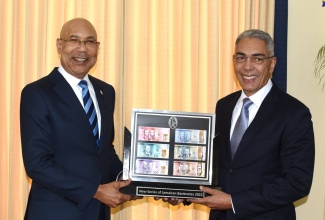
[
  {"left": 210, "top": 83, "right": 315, "bottom": 220},
  {"left": 20, "top": 68, "right": 123, "bottom": 220}
]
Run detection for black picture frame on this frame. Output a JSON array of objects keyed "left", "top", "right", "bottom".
[{"left": 121, "top": 109, "right": 217, "bottom": 198}]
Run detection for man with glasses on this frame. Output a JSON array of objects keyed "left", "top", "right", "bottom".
[
  {"left": 165, "top": 29, "right": 315, "bottom": 220},
  {"left": 20, "top": 18, "right": 137, "bottom": 220}
]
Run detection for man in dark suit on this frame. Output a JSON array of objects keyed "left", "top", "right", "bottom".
[
  {"left": 20, "top": 18, "right": 135, "bottom": 220},
  {"left": 187, "top": 29, "right": 315, "bottom": 219}
]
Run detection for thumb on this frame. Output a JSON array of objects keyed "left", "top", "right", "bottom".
[
  {"left": 200, "top": 186, "right": 218, "bottom": 195},
  {"left": 118, "top": 179, "right": 132, "bottom": 188}
]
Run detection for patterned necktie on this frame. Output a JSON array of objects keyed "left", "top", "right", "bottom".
[
  {"left": 78, "top": 80, "right": 100, "bottom": 147},
  {"left": 230, "top": 98, "right": 253, "bottom": 159}
]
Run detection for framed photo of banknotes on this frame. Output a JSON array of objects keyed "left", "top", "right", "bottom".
[{"left": 121, "top": 109, "right": 217, "bottom": 198}]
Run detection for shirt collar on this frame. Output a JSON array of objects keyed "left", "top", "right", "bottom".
[
  {"left": 58, "top": 65, "right": 90, "bottom": 87},
  {"left": 239, "top": 79, "right": 273, "bottom": 108}
]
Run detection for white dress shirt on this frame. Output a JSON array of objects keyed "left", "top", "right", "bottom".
[
  {"left": 58, "top": 65, "right": 101, "bottom": 136},
  {"left": 230, "top": 79, "right": 273, "bottom": 140}
]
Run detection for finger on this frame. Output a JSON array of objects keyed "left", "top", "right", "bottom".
[
  {"left": 118, "top": 192, "right": 132, "bottom": 202},
  {"left": 176, "top": 199, "right": 183, "bottom": 205},
  {"left": 174, "top": 199, "right": 184, "bottom": 205},
  {"left": 187, "top": 198, "right": 206, "bottom": 204}
]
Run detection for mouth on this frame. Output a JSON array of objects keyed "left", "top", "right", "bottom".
[
  {"left": 73, "top": 57, "right": 88, "bottom": 63},
  {"left": 242, "top": 75, "right": 257, "bottom": 80}
]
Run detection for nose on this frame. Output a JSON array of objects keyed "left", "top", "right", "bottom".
[{"left": 243, "top": 57, "right": 254, "bottom": 69}]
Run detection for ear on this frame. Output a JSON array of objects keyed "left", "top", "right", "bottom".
[
  {"left": 270, "top": 57, "right": 277, "bottom": 74},
  {"left": 56, "top": 38, "right": 63, "bottom": 55}
]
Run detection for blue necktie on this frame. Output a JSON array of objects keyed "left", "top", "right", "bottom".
[
  {"left": 230, "top": 98, "right": 253, "bottom": 158},
  {"left": 78, "top": 80, "right": 100, "bottom": 147}
]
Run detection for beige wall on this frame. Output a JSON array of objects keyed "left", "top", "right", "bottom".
[{"left": 288, "top": 1, "right": 325, "bottom": 219}]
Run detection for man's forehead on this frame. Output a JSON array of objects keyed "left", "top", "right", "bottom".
[
  {"left": 61, "top": 20, "right": 97, "bottom": 38},
  {"left": 235, "top": 38, "right": 267, "bottom": 51},
  {"left": 64, "top": 29, "right": 96, "bottom": 39}
]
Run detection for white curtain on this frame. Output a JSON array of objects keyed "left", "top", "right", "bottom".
[{"left": 0, "top": 0, "right": 274, "bottom": 219}]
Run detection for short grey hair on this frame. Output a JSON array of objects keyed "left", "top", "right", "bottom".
[{"left": 235, "top": 29, "right": 274, "bottom": 56}]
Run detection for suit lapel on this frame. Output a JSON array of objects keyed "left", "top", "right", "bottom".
[
  {"left": 232, "top": 85, "right": 280, "bottom": 162},
  {"left": 225, "top": 94, "right": 240, "bottom": 161},
  {"left": 48, "top": 69, "right": 98, "bottom": 147}
]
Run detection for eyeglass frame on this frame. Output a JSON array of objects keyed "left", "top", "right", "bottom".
[
  {"left": 59, "top": 38, "right": 100, "bottom": 48},
  {"left": 233, "top": 54, "right": 275, "bottom": 65}
]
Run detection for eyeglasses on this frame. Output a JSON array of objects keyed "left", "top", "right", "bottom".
[
  {"left": 234, "top": 55, "right": 275, "bottom": 65},
  {"left": 59, "top": 38, "right": 100, "bottom": 48}
]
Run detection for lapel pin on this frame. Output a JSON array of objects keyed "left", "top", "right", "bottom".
[{"left": 100, "top": 90, "right": 103, "bottom": 95}]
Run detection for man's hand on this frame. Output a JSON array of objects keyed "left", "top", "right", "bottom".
[
  {"left": 154, "top": 197, "right": 185, "bottom": 206},
  {"left": 187, "top": 186, "right": 232, "bottom": 210},
  {"left": 93, "top": 179, "right": 132, "bottom": 208}
]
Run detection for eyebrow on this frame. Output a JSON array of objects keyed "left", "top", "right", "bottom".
[
  {"left": 67, "top": 34, "right": 96, "bottom": 40},
  {"left": 235, "top": 52, "right": 266, "bottom": 57}
]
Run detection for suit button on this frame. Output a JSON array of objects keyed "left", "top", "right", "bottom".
[{"left": 228, "top": 169, "right": 233, "bottom": 174}]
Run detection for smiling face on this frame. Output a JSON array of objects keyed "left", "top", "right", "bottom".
[
  {"left": 56, "top": 18, "right": 99, "bottom": 79},
  {"left": 233, "top": 38, "right": 276, "bottom": 97}
]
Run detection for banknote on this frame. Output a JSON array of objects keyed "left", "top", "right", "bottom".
[
  {"left": 173, "top": 161, "right": 205, "bottom": 177},
  {"left": 135, "top": 159, "right": 169, "bottom": 175},
  {"left": 175, "top": 129, "right": 207, "bottom": 144},
  {"left": 174, "top": 145, "right": 206, "bottom": 160},
  {"left": 138, "top": 126, "right": 170, "bottom": 142},
  {"left": 137, "top": 143, "right": 169, "bottom": 158}
]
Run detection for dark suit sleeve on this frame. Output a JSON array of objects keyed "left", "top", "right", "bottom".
[
  {"left": 232, "top": 104, "right": 315, "bottom": 218},
  {"left": 106, "top": 109, "right": 123, "bottom": 181},
  {"left": 20, "top": 84, "right": 99, "bottom": 210},
  {"left": 109, "top": 87, "right": 123, "bottom": 178}
]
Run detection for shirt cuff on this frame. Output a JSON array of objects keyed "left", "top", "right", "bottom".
[{"left": 231, "top": 196, "right": 236, "bottom": 214}]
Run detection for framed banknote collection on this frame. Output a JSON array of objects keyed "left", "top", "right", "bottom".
[{"left": 121, "top": 109, "right": 217, "bottom": 198}]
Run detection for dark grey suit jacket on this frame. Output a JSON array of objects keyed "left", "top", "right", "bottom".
[
  {"left": 21, "top": 68, "right": 123, "bottom": 220},
  {"left": 210, "top": 83, "right": 315, "bottom": 220}
]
